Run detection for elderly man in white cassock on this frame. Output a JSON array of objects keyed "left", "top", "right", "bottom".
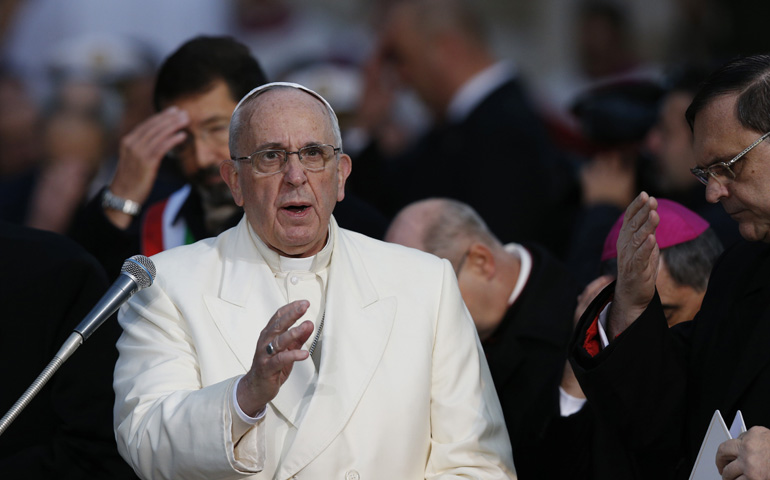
[{"left": 113, "top": 82, "right": 515, "bottom": 480}]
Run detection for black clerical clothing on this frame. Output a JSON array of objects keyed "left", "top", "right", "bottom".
[
  {"left": 570, "top": 239, "right": 770, "bottom": 479},
  {"left": 482, "top": 243, "right": 580, "bottom": 479}
]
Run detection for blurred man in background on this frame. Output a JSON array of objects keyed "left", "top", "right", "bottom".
[
  {"left": 69, "top": 35, "right": 267, "bottom": 278},
  {"left": 352, "top": 0, "right": 579, "bottom": 259}
]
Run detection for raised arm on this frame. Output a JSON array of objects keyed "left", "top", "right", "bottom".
[
  {"left": 608, "top": 192, "right": 660, "bottom": 339},
  {"left": 106, "top": 107, "right": 189, "bottom": 229}
]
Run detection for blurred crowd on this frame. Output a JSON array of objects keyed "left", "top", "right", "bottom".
[{"left": 0, "top": 0, "right": 760, "bottom": 275}]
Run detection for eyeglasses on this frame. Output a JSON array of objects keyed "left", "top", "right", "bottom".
[
  {"left": 168, "top": 121, "right": 230, "bottom": 159},
  {"left": 231, "top": 144, "right": 340, "bottom": 175},
  {"left": 690, "top": 131, "right": 770, "bottom": 186}
]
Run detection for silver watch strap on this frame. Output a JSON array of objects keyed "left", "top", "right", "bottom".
[{"left": 102, "top": 189, "right": 141, "bottom": 216}]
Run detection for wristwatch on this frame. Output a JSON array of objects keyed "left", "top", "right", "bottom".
[{"left": 101, "top": 189, "right": 141, "bottom": 217}]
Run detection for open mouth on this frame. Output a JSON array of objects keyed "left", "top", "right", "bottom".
[{"left": 283, "top": 205, "right": 310, "bottom": 214}]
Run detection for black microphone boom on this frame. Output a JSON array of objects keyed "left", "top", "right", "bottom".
[{"left": 0, "top": 255, "right": 156, "bottom": 436}]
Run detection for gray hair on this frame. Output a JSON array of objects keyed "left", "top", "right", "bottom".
[
  {"left": 659, "top": 228, "right": 723, "bottom": 291},
  {"left": 420, "top": 198, "right": 500, "bottom": 270},
  {"left": 601, "top": 227, "right": 723, "bottom": 291},
  {"left": 228, "top": 81, "right": 343, "bottom": 160}
]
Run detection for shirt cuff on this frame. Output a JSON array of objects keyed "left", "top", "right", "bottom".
[
  {"left": 597, "top": 301, "right": 611, "bottom": 348},
  {"left": 232, "top": 375, "right": 266, "bottom": 425},
  {"left": 558, "top": 386, "right": 587, "bottom": 417}
]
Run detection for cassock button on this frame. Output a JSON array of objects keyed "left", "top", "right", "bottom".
[
  {"left": 290, "top": 276, "right": 299, "bottom": 285},
  {"left": 345, "top": 470, "right": 360, "bottom": 480}
]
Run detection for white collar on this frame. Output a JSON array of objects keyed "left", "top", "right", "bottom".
[
  {"left": 247, "top": 215, "right": 336, "bottom": 273},
  {"left": 503, "top": 243, "right": 532, "bottom": 306},
  {"left": 446, "top": 61, "right": 516, "bottom": 123}
]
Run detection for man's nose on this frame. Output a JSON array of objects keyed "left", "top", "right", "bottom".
[
  {"left": 283, "top": 153, "right": 308, "bottom": 186},
  {"left": 705, "top": 176, "right": 728, "bottom": 203},
  {"left": 193, "top": 136, "right": 224, "bottom": 169}
]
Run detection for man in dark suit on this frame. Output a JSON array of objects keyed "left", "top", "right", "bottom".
[
  {"left": 351, "top": 0, "right": 578, "bottom": 258},
  {"left": 0, "top": 221, "right": 137, "bottom": 479},
  {"left": 386, "top": 198, "right": 580, "bottom": 479},
  {"left": 570, "top": 54, "right": 770, "bottom": 479}
]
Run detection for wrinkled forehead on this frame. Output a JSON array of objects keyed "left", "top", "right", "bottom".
[
  {"left": 248, "top": 88, "right": 329, "bottom": 123},
  {"left": 231, "top": 82, "right": 339, "bottom": 151}
]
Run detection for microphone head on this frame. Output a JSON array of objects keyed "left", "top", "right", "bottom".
[{"left": 121, "top": 255, "right": 156, "bottom": 289}]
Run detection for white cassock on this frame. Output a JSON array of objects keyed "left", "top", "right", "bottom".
[{"left": 114, "top": 215, "right": 516, "bottom": 480}]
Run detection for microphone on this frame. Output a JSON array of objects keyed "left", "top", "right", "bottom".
[
  {"left": 0, "top": 255, "right": 156, "bottom": 436},
  {"left": 75, "top": 254, "right": 156, "bottom": 340}
]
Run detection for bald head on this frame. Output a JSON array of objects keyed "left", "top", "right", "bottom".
[
  {"left": 386, "top": 198, "right": 499, "bottom": 271},
  {"left": 388, "top": 198, "right": 520, "bottom": 339},
  {"left": 384, "top": 199, "right": 439, "bottom": 250}
]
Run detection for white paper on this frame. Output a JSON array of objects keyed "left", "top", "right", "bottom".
[
  {"left": 729, "top": 410, "right": 746, "bottom": 439},
  {"left": 690, "top": 410, "right": 732, "bottom": 480}
]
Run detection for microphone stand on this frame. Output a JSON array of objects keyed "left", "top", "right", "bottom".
[
  {"left": 0, "top": 332, "right": 84, "bottom": 436},
  {"left": 0, "top": 254, "right": 155, "bottom": 437}
]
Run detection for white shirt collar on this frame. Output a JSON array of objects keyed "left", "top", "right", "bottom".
[
  {"left": 446, "top": 61, "right": 516, "bottom": 123},
  {"left": 247, "top": 215, "right": 336, "bottom": 273},
  {"left": 503, "top": 242, "right": 532, "bottom": 306}
]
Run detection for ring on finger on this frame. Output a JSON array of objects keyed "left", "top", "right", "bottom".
[{"left": 266, "top": 341, "right": 276, "bottom": 356}]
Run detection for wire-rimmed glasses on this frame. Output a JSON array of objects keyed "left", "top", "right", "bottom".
[
  {"left": 231, "top": 144, "right": 340, "bottom": 175},
  {"left": 691, "top": 131, "right": 770, "bottom": 186}
]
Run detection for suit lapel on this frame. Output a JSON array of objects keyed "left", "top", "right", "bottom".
[
  {"left": 203, "top": 219, "right": 318, "bottom": 427},
  {"left": 276, "top": 230, "right": 396, "bottom": 478},
  {"left": 203, "top": 221, "right": 398, "bottom": 474}
]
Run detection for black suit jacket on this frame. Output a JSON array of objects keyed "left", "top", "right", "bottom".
[
  {"left": 570, "top": 240, "right": 770, "bottom": 479},
  {"left": 482, "top": 243, "right": 579, "bottom": 479},
  {"left": 351, "top": 78, "right": 580, "bottom": 257},
  {"left": 0, "top": 222, "right": 137, "bottom": 479}
]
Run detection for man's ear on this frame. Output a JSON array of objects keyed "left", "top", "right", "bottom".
[
  {"left": 336, "top": 153, "right": 352, "bottom": 202},
  {"left": 465, "top": 242, "right": 496, "bottom": 280},
  {"left": 220, "top": 160, "right": 244, "bottom": 207}
]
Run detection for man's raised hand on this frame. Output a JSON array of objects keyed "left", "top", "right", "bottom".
[
  {"left": 236, "top": 300, "right": 314, "bottom": 417},
  {"left": 608, "top": 192, "right": 660, "bottom": 339}
]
